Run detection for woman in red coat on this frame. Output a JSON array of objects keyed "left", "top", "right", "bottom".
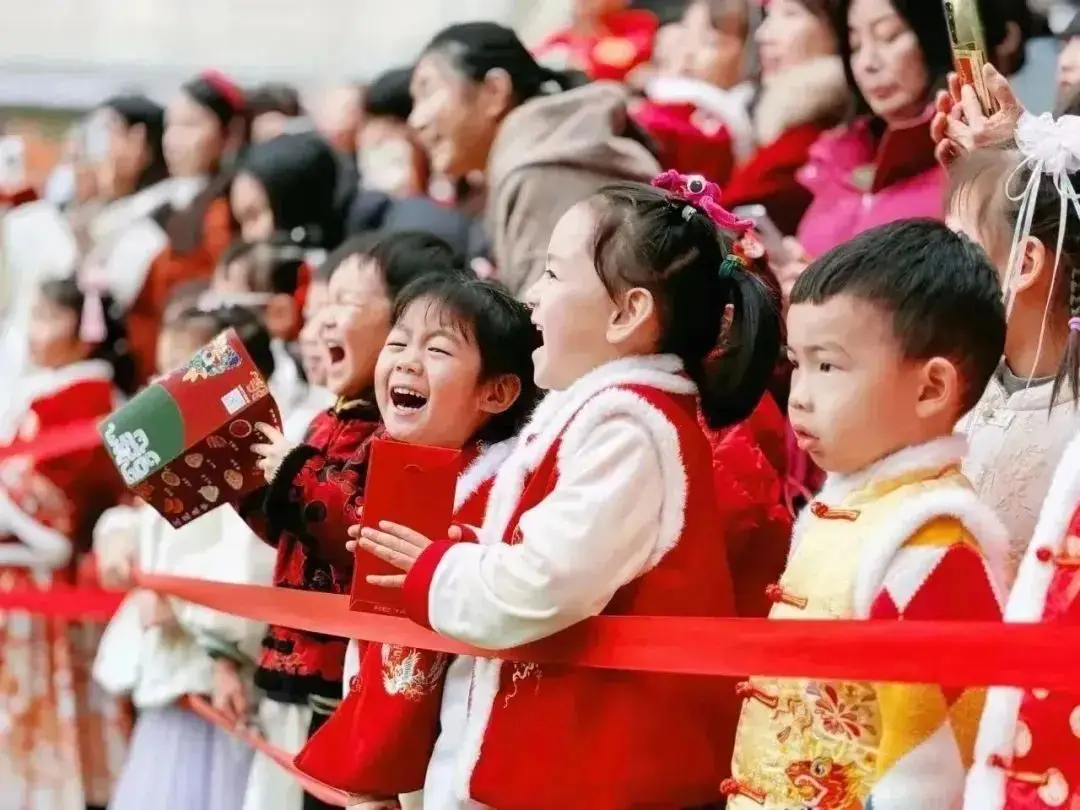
[
  {"left": 534, "top": 0, "right": 659, "bottom": 82},
  {"left": 720, "top": 0, "right": 848, "bottom": 235}
]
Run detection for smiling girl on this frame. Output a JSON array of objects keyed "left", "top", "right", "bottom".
[
  {"left": 242, "top": 230, "right": 458, "bottom": 810},
  {"left": 355, "top": 172, "right": 782, "bottom": 808}
]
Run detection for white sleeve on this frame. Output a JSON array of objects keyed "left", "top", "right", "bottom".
[{"left": 428, "top": 416, "right": 664, "bottom": 649}]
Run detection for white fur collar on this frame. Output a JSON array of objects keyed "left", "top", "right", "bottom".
[
  {"left": 753, "top": 56, "right": 849, "bottom": 146},
  {"left": 21, "top": 359, "right": 114, "bottom": 403},
  {"left": 523, "top": 354, "right": 695, "bottom": 452},
  {"left": 644, "top": 78, "right": 756, "bottom": 160},
  {"left": 89, "top": 177, "right": 206, "bottom": 243},
  {"left": 455, "top": 439, "right": 515, "bottom": 511},
  {"left": 816, "top": 434, "right": 969, "bottom": 506}
]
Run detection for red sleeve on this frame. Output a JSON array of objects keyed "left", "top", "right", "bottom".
[
  {"left": 869, "top": 535, "right": 1002, "bottom": 624},
  {"left": 263, "top": 444, "right": 363, "bottom": 573}
]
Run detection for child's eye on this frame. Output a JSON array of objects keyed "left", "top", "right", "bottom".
[
  {"left": 818, "top": 362, "right": 834, "bottom": 373},
  {"left": 543, "top": 268, "right": 556, "bottom": 280},
  {"left": 428, "top": 346, "right": 451, "bottom": 357},
  {"left": 385, "top": 341, "right": 406, "bottom": 349}
]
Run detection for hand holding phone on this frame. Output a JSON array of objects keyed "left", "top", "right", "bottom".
[{"left": 732, "top": 205, "right": 789, "bottom": 265}]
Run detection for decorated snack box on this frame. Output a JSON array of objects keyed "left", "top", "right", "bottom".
[{"left": 100, "top": 328, "right": 282, "bottom": 527}]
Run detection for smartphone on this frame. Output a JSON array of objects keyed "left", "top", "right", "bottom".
[
  {"left": 0, "top": 137, "right": 26, "bottom": 190},
  {"left": 732, "top": 204, "right": 789, "bottom": 264},
  {"left": 349, "top": 439, "right": 462, "bottom": 616}
]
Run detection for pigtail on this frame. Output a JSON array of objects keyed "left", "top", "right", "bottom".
[
  {"left": 697, "top": 262, "right": 782, "bottom": 429},
  {"left": 1051, "top": 264, "right": 1080, "bottom": 407}
]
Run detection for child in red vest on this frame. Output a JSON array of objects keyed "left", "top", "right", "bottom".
[
  {"left": 242, "top": 230, "right": 458, "bottom": 810},
  {"left": 293, "top": 272, "right": 538, "bottom": 803},
  {"left": 965, "top": 431, "right": 1080, "bottom": 808},
  {"left": 353, "top": 172, "right": 782, "bottom": 809}
]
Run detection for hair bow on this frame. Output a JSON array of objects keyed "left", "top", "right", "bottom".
[
  {"left": 1003, "top": 111, "right": 1080, "bottom": 370},
  {"left": 651, "top": 170, "right": 753, "bottom": 234}
]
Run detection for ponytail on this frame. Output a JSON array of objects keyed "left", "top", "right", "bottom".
[
  {"left": 695, "top": 266, "right": 782, "bottom": 429},
  {"left": 424, "top": 22, "right": 582, "bottom": 105},
  {"left": 588, "top": 177, "right": 783, "bottom": 430},
  {"left": 1051, "top": 264, "right": 1080, "bottom": 408}
]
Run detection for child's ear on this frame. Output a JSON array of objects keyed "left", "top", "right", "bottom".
[
  {"left": 914, "top": 356, "right": 961, "bottom": 421},
  {"left": 606, "top": 287, "right": 657, "bottom": 346},
  {"left": 479, "top": 373, "right": 523, "bottom": 417},
  {"left": 1015, "top": 235, "right": 1049, "bottom": 293}
]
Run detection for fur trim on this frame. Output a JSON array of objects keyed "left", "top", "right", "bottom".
[
  {"left": 964, "top": 431, "right": 1080, "bottom": 810},
  {"left": 790, "top": 435, "right": 970, "bottom": 557},
  {"left": 753, "top": 56, "right": 849, "bottom": 146},
  {"left": 455, "top": 439, "right": 515, "bottom": 512},
  {"left": 0, "top": 485, "right": 72, "bottom": 568},
  {"left": 645, "top": 77, "right": 756, "bottom": 160},
  {"left": 458, "top": 355, "right": 696, "bottom": 799},
  {"left": 851, "top": 485, "right": 1009, "bottom": 617}
]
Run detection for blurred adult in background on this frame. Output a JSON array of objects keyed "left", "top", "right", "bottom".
[
  {"left": 310, "top": 82, "right": 365, "bottom": 157},
  {"left": 720, "top": 0, "right": 848, "bottom": 235},
  {"left": 785, "top": 0, "right": 951, "bottom": 261},
  {"left": 124, "top": 71, "right": 248, "bottom": 384},
  {"left": 409, "top": 21, "right": 660, "bottom": 296},
  {"left": 1057, "top": 9, "right": 1080, "bottom": 100},
  {"left": 631, "top": 0, "right": 760, "bottom": 186},
  {"left": 246, "top": 82, "right": 307, "bottom": 143},
  {"left": 535, "top": 0, "right": 660, "bottom": 81},
  {"left": 347, "top": 65, "right": 480, "bottom": 259}
]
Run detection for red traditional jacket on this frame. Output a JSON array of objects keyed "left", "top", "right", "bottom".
[
  {"left": 632, "top": 99, "right": 737, "bottom": 187},
  {"left": 397, "top": 356, "right": 741, "bottom": 809},
  {"left": 965, "top": 433, "right": 1080, "bottom": 810},
  {"left": 293, "top": 439, "right": 511, "bottom": 796},
  {"left": 0, "top": 360, "right": 124, "bottom": 574},
  {"left": 240, "top": 397, "right": 381, "bottom": 702}
]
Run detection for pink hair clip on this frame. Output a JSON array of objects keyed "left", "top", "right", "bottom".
[{"left": 651, "top": 171, "right": 753, "bottom": 234}]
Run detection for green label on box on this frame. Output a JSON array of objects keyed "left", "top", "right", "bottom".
[{"left": 101, "top": 384, "right": 186, "bottom": 485}]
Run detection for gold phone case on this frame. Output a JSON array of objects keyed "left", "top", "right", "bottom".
[{"left": 942, "top": 0, "right": 998, "bottom": 115}]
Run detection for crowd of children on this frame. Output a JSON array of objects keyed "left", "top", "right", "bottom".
[{"left": 2, "top": 0, "right": 1080, "bottom": 808}]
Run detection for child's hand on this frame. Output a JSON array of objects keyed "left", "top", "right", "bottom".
[
  {"left": 211, "top": 658, "right": 249, "bottom": 727},
  {"left": 347, "top": 797, "right": 400, "bottom": 809},
  {"left": 252, "top": 423, "right": 296, "bottom": 483},
  {"left": 98, "top": 550, "right": 135, "bottom": 590},
  {"left": 348, "top": 521, "right": 456, "bottom": 588}
]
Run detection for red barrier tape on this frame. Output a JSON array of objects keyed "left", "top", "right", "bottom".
[
  {"left": 0, "top": 582, "right": 125, "bottom": 621},
  {"left": 179, "top": 695, "right": 349, "bottom": 807},
  {"left": 137, "top": 572, "right": 1076, "bottom": 690}
]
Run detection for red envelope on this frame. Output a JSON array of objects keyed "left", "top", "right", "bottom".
[{"left": 349, "top": 439, "right": 462, "bottom": 615}]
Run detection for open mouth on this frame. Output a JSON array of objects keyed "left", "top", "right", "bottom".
[
  {"left": 390, "top": 386, "right": 428, "bottom": 412},
  {"left": 326, "top": 342, "right": 346, "bottom": 365}
]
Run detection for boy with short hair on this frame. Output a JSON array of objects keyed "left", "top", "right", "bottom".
[{"left": 723, "top": 219, "right": 1008, "bottom": 809}]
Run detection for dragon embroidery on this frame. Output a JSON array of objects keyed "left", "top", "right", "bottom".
[
  {"left": 381, "top": 645, "right": 448, "bottom": 701},
  {"left": 786, "top": 757, "right": 862, "bottom": 810}
]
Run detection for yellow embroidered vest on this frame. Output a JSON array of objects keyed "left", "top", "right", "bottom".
[{"left": 726, "top": 464, "right": 971, "bottom": 810}]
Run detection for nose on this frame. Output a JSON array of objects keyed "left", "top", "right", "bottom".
[
  {"left": 394, "top": 344, "right": 422, "bottom": 373},
  {"left": 787, "top": 367, "right": 811, "bottom": 414}
]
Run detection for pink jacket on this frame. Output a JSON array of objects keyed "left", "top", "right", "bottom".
[{"left": 795, "top": 107, "right": 945, "bottom": 258}]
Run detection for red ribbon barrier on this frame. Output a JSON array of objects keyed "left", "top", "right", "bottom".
[
  {"left": 138, "top": 572, "right": 1076, "bottom": 690},
  {"left": 0, "top": 581, "right": 125, "bottom": 620},
  {"left": 180, "top": 695, "right": 349, "bottom": 807}
]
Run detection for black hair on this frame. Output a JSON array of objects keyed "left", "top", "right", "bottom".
[
  {"left": 586, "top": 182, "right": 782, "bottom": 428},
  {"left": 835, "top": 0, "right": 952, "bottom": 118},
  {"left": 182, "top": 74, "right": 246, "bottom": 129},
  {"left": 39, "top": 277, "right": 138, "bottom": 397},
  {"left": 364, "top": 67, "right": 415, "bottom": 122},
  {"left": 790, "top": 218, "right": 1005, "bottom": 414},
  {"left": 422, "top": 22, "right": 584, "bottom": 105},
  {"left": 100, "top": 95, "right": 169, "bottom": 191},
  {"left": 246, "top": 83, "right": 304, "bottom": 119},
  {"left": 318, "top": 230, "right": 461, "bottom": 294},
  {"left": 979, "top": 0, "right": 1034, "bottom": 74},
  {"left": 391, "top": 273, "right": 538, "bottom": 443},
  {"left": 162, "top": 304, "right": 276, "bottom": 381},
  {"left": 238, "top": 132, "right": 344, "bottom": 249},
  {"left": 947, "top": 148, "right": 1080, "bottom": 407}
]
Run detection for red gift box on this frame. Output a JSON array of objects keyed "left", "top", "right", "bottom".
[{"left": 349, "top": 439, "right": 461, "bottom": 616}]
